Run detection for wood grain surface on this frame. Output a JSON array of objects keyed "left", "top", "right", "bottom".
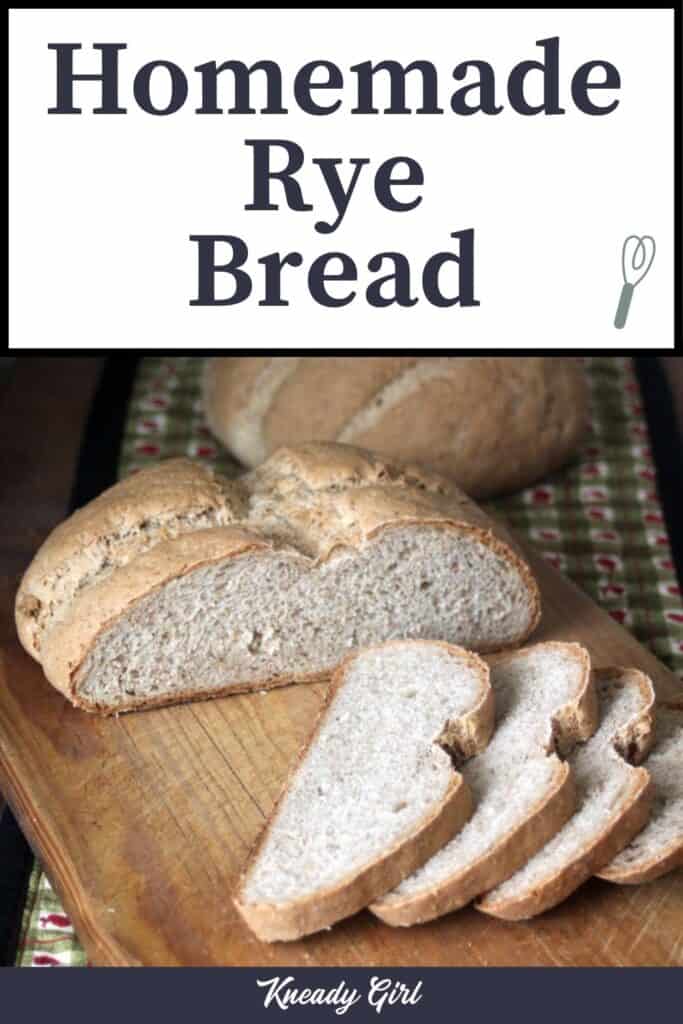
[
  {"left": 1, "top": 356, "right": 683, "bottom": 967},
  {"left": 0, "top": 543, "right": 682, "bottom": 967}
]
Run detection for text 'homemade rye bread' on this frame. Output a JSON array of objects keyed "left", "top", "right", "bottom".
[
  {"left": 15, "top": 443, "right": 540, "bottom": 714},
  {"left": 370, "top": 643, "right": 598, "bottom": 926},
  {"left": 598, "top": 698, "right": 683, "bottom": 884},
  {"left": 202, "top": 357, "right": 589, "bottom": 498},
  {"left": 478, "top": 667, "right": 655, "bottom": 920},
  {"left": 234, "top": 641, "right": 494, "bottom": 942}
]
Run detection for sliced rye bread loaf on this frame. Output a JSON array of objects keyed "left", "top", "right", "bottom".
[
  {"left": 15, "top": 443, "right": 539, "bottom": 714},
  {"left": 202, "top": 357, "right": 589, "bottom": 499},
  {"left": 370, "top": 642, "right": 597, "bottom": 926},
  {"left": 234, "top": 640, "right": 494, "bottom": 942},
  {"left": 598, "top": 698, "right": 683, "bottom": 884},
  {"left": 477, "top": 667, "right": 655, "bottom": 920}
]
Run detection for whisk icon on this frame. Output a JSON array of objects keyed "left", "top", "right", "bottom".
[{"left": 614, "top": 235, "right": 656, "bottom": 329}]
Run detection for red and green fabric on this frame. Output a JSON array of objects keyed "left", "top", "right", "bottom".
[{"left": 15, "top": 356, "right": 683, "bottom": 965}]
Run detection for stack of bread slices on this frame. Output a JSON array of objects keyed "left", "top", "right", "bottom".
[
  {"left": 235, "top": 638, "right": 682, "bottom": 941},
  {"left": 15, "top": 442, "right": 683, "bottom": 942}
]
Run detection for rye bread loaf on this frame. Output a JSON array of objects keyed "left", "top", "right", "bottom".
[
  {"left": 478, "top": 667, "right": 655, "bottom": 920},
  {"left": 202, "top": 357, "right": 589, "bottom": 499},
  {"left": 15, "top": 442, "right": 540, "bottom": 714},
  {"left": 370, "top": 643, "right": 598, "bottom": 926},
  {"left": 234, "top": 640, "right": 494, "bottom": 942},
  {"left": 598, "top": 698, "right": 683, "bottom": 884}
]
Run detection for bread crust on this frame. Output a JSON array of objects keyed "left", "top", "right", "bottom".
[
  {"left": 598, "top": 834, "right": 683, "bottom": 885},
  {"left": 202, "top": 357, "right": 589, "bottom": 499},
  {"left": 370, "top": 642, "right": 597, "bottom": 926},
  {"left": 16, "top": 444, "right": 541, "bottom": 714},
  {"left": 14, "top": 459, "right": 247, "bottom": 660},
  {"left": 40, "top": 527, "right": 276, "bottom": 711},
  {"left": 234, "top": 640, "right": 494, "bottom": 942},
  {"left": 371, "top": 763, "right": 577, "bottom": 927},
  {"left": 478, "top": 667, "right": 656, "bottom": 920},
  {"left": 597, "top": 696, "right": 683, "bottom": 885}
]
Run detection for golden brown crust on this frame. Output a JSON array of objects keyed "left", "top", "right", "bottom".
[
  {"left": 480, "top": 774, "right": 654, "bottom": 920},
  {"left": 371, "top": 763, "right": 577, "bottom": 927},
  {"left": 42, "top": 520, "right": 532, "bottom": 713},
  {"left": 369, "top": 642, "right": 597, "bottom": 926},
  {"left": 238, "top": 777, "right": 473, "bottom": 943},
  {"left": 14, "top": 459, "right": 247, "bottom": 659},
  {"left": 263, "top": 356, "right": 418, "bottom": 454},
  {"left": 40, "top": 528, "right": 275, "bottom": 708},
  {"left": 355, "top": 357, "right": 588, "bottom": 499},
  {"left": 201, "top": 356, "right": 270, "bottom": 449},
  {"left": 202, "top": 357, "right": 302, "bottom": 465},
  {"left": 478, "top": 667, "right": 656, "bottom": 920},
  {"left": 16, "top": 443, "right": 540, "bottom": 714},
  {"left": 203, "top": 357, "right": 589, "bottom": 498},
  {"left": 234, "top": 640, "right": 494, "bottom": 942},
  {"left": 598, "top": 835, "right": 683, "bottom": 885}
]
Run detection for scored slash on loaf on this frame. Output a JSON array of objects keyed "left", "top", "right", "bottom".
[
  {"left": 15, "top": 434, "right": 681, "bottom": 942},
  {"left": 15, "top": 442, "right": 540, "bottom": 714},
  {"left": 202, "top": 356, "right": 589, "bottom": 498},
  {"left": 234, "top": 640, "right": 495, "bottom": 942}
]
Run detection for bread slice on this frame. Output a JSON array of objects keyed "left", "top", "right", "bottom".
[
  {"left": 598, "top": 698, "right": 683, "bottom": 884},
  {"left": 15, "top": 443, "right": 540, "bottom": 714},
  {"left": 370, "top": 642, "right": 597, "bottom": 926},
  {"left": 234, "top": 640, "right": 494, "bottom": 942},
  {"left": 477, "top": 667, "right": 655, "bottom": 920}
]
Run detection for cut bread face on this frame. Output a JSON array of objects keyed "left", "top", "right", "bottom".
[
  {"left": 370, "top": 642, "right": 597, "bottom": 927},
  {"left": 234, "top": 640, "right": 494, "bottom": 942},
  {"left": 478, "top": 667, "right": 655, "bottom": 920},
  {"left": 16, "top": 444, "right": 540, "bottom": 714},
  {"left": 598, "top": 698, "right": 683, "bottom": 885},
  {"left": 65, "top": 524, "right": 532, "bottom": 712}
]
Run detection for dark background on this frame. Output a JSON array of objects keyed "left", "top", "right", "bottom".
[
  {"left": 0, "top": 354, "right": 682, "bottom": 967},
  {"left": 2, "top": 354, "right": 683, "bottom": 824}
]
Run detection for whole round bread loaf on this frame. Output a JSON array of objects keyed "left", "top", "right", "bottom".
[{"left": 202, "top": 357, "right": 589, "bottom": 499}]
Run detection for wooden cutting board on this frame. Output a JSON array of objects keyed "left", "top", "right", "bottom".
[{"left": 1, "top": 544, "right": 682, "bottom": 967}]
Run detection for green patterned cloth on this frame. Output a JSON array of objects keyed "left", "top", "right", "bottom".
[
  {"left": 15, "top": 355, "right": 683, "bottom": 965},
  {"left": 15, "top": 866, "right": 88, "bottom": 967}
]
